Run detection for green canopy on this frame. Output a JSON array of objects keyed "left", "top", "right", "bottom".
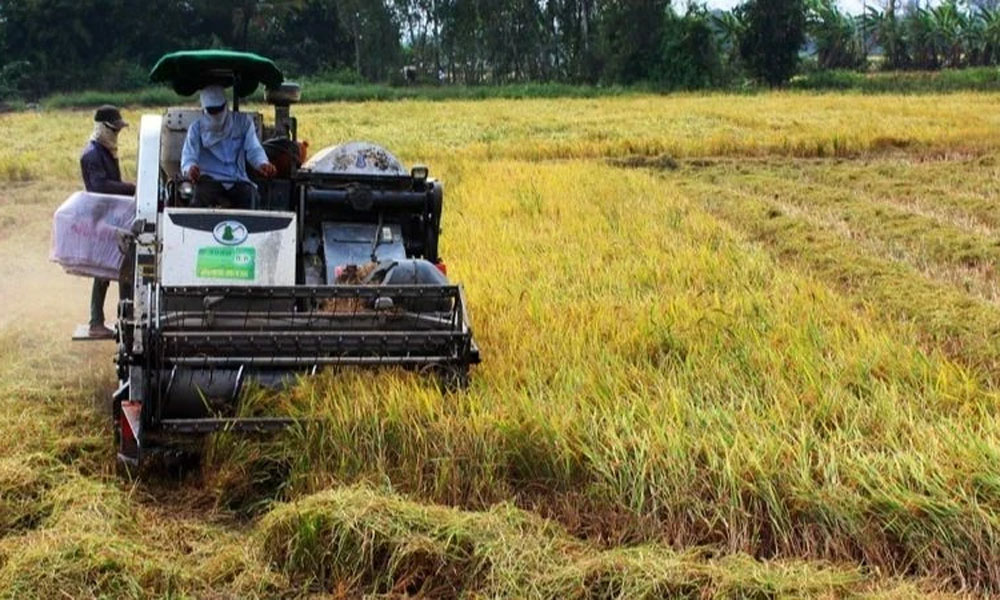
[{"left": 149, "top": 50, "right": 283, "bottom": 98}]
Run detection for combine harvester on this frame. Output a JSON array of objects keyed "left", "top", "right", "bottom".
[{"left": 112, "top": 51, "right": 479, "bottom": 466}]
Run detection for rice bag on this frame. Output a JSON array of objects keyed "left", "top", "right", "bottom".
[{"left": 50, "top": 191, "right": 135, "bottom": 280}]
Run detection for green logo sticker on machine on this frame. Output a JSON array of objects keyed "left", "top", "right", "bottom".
[{"left": 196, "top": 247, "right": 256, "bottom": 280}]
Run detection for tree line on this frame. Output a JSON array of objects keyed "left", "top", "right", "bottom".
[{"left": 1, "top": 0, "right": 998, "bottom": 100}]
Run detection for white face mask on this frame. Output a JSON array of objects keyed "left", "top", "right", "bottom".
[
  {"left": 205, "top": 105, "right": 229, "bottom": 129},
  {"left": 91, "top": 122, "right": 120, "bottom": 156}
]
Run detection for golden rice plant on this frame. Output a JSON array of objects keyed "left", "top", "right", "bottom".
[{"left": 3, "top": 93, "right": 1000, "bottom": 596}]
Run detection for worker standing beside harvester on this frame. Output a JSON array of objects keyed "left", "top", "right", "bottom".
[
  {"left": 181, "top": 85, "right": 276, "bottom": 208},
  {"left": 79, "top": 105, "right": 135, "bottom": 339}
]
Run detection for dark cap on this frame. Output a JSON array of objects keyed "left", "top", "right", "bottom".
[{"left": 93, "top": 105, "right": 127, "bottom": 130}]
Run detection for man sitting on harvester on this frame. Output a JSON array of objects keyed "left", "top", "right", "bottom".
[{"left": 181, "top": 85, "right": 276, "bottom": 208}]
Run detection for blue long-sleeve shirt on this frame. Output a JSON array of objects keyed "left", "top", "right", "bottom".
[{"left": 180, "top": 112, "right": 268, "bottom": 186}]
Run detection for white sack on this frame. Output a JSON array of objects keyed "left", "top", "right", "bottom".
[{"left": 50, "top": 191, "right": 135, "bottom": 280}]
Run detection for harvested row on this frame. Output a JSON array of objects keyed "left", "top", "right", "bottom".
[
  {"left": 0, "top": 459, "right": 957, "bottom": 600},
  {"left": 719, "top": 165, "right": 1000, "bottom": 303},
  {"left": 0, "top": 331, "right": 281, "bottom": 598},
  {"left": 679, "top": 170, "right": 1000, "bottom": 380},
  {"left": 258, "top": 484, "right": 950, "bottom": 599},
  {"left": 776, "top": 156, "right": 1000, "bottom": 233},
  {"left": 0, "top": 468, "right": 296, "bottom": 598}
]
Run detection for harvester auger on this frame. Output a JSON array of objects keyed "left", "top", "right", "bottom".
[{"left": 113, "top": 50, "right": 479, "bottom": 466}]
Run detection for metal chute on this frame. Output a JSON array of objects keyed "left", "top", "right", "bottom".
[{"left": 302, "top": 141, "right": 407, "bottom": 176}]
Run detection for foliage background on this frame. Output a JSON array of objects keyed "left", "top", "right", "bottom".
[{"left": 5, "top": 0, "right": 1000, "bottom": 102}]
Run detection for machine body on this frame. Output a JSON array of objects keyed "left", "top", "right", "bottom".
[{"left": 115, "top": 52, "right": 479, "bottom": 465}]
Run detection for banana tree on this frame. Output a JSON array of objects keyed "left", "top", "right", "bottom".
[
  {"left": 929, "top": 0, "right": 968, "bottom": 67},
  {"left": 969, "top": 5, "right": 1000, "bottom": 65},
  {"left": 807, "top": 0, "right": 865, "bottom": 68},
  {"left": 711, "top": 10, "right": 746, "bottom": 69},
  {"left": 863, "top": 4, "right": 908, "bottom": 69}
]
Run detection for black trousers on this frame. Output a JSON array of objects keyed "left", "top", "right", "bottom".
[
  {"left": 90, "top": 278, "right": 109, "bottom": 326},
  {"left": 193, "top": 178, "right": 256, "bottom": 209},
  {"left": 90, "top": 276, "right": 128, "bottom": 326}
]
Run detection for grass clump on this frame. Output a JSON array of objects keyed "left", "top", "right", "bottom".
[
  {"left": 792, "top": 67, "right": 1000, "bottom": 93},
  {"left": 41, "top": 88, "right": 191, "bottom": 110},
  {"left": 258, "top": 484, "right": 945, "bottom": 599},
  {"left": 0, "top": 157, "right": 36, "bottom": 183},
  {"left": 0, "top": 473, "right": 291, "bottom": 598},
  {"left": 29, "top": 68, "right": 1000, "bottom": 111},
  {"left": 258, "top": 484, "right": 514, "bottom": 596},
  {"left": 609, "top": 154, "right": 679, "bottom": 170},
  {"left": 0, "top": 455, "right": 63, "bottom": 535},
  {"left": 37, "top": 82, "right": 636, "bottom": 110},
  {"left": 0, "top": 477, "right": 182, "bottom": 598}
]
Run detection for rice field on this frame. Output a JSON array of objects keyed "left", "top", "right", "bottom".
[{"left": 1, "top": 92, "right": 1000, "bottom": 597}]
